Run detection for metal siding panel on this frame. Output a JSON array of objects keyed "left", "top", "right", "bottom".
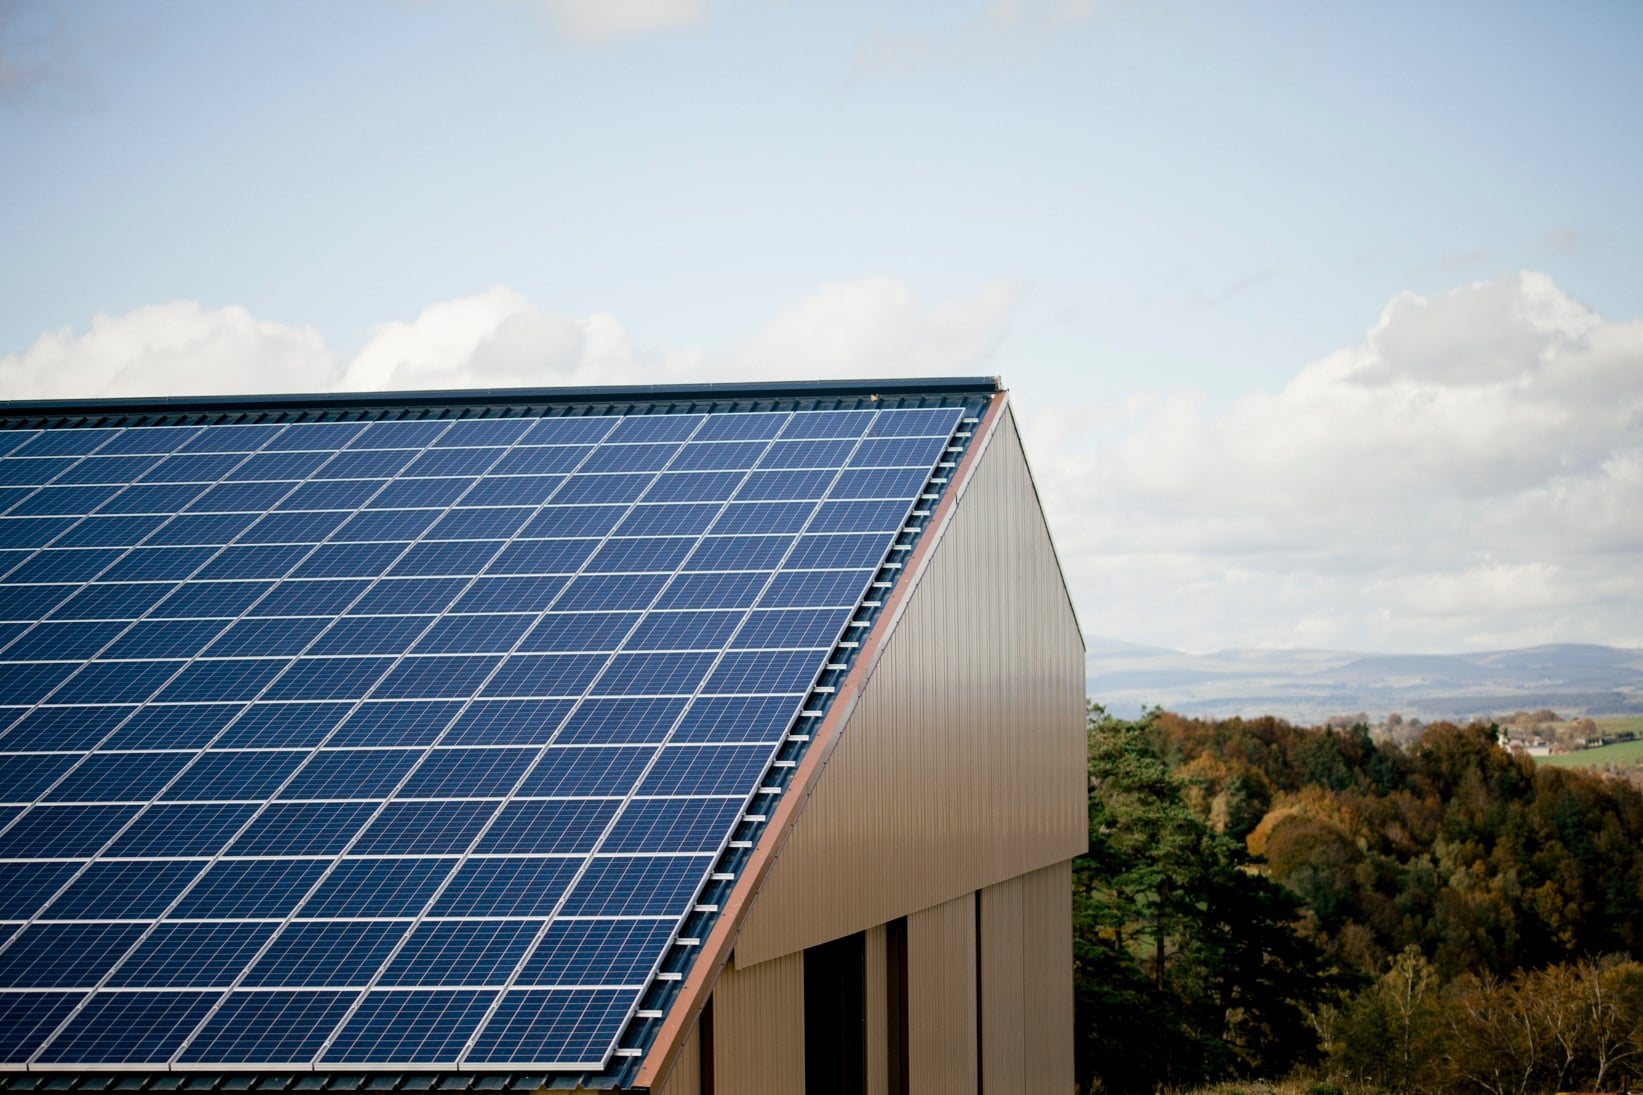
[
  {"left": 980, "top": 875, "right": 1027, "bottom": 1094},
  {"left": 1023, "top": 859, "right": 1077, "bottom": 1094},
  {"left": 712, "top": 952, "right": 805, "bottom": 1095},
  {"left": 907, "top": 893, "right": 977, "bottom": 1095},
  {"left": 737, "top": 406, "right": 1085, "bottom": 964},
  {"left": 652, "top": 1018, "right": 702, "bottom": 1095},
  {"left": 864, "top": 923, "right": 889, "bottom": 1095}
]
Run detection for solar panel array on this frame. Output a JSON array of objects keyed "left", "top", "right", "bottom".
[{"left": 0, "top": 401, "right": 965, "bottom": 1072}]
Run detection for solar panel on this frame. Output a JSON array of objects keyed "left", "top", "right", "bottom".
[{"left": 0, "top": 396, "right": 974, "bottom": 1075}]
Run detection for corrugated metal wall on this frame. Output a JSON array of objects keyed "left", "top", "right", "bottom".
[
  {"left": 735, "top": 405, "right": 1086, "bottom": 966},
  {"left": 1021, "top": 859, "right": 1076, "bottom": 1092},
  {"left": 980, "top": 860, "right": 1077, "bottom": 1093},
  {"left": 863, "top": 923, "right": 890, "bottom": 1095},
  {"left": 980, "top": 874, "right": 1027, "bottom": 1091},
  {"left": 907, "top": 893, "right": 979, "bottom": 1093},
  {"left": 706, "top": 865, "right": 1076, "bottom": 1095},
  {"left": 709, "top": 951, "right": 805, "bottom": 1094}
]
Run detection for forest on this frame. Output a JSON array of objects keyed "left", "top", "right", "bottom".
[{"left": 1075, "top": 705, "right": 1643, "bottom": 1095}]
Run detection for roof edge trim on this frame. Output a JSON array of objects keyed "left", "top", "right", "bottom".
[
  {"left": 632, "top": 389, "right": 1009, "bottom": 1091},
  {"left": 0, "top": 377, "right": 1001, "bottom": 417}
]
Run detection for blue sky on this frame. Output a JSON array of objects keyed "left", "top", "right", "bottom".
[{"left": 2, "top": 0, "right": 1640, "bottom": 655}]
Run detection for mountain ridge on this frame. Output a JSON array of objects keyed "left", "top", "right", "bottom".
[{"left": 1086, "top": 639, "right": 1643, "bottom": 722}]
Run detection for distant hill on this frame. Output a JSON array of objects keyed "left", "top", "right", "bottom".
[{"left": 1086, "top": 639, "right": 1643, "bottom": 722}]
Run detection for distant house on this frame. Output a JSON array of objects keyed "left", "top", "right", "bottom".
[{"left": 0, "top": 377, "right": 1084, "bottom": 1092}]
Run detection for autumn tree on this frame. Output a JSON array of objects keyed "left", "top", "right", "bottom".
[{"left": 1074, "top": 705, "right": 1335, "bottom": 1093}]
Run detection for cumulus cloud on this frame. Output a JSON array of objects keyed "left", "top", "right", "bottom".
[
  {"left": 0, "top": 303, "right": 338, "bottom": 398},
  {"left": 533, "top": 0, "right": 709, "bottom": 42},
  {"left": 7, "top": 270, "right": 1633, "bottom": 656},
  {"left": 1020, "top": 272, "right": 1643, "bottom": 653},
  {"left": 0, "top": 277, "right": 1021, "bottom": 401}
]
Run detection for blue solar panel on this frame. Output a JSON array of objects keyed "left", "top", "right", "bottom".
[
  {"left": 178, "top": 990, "right": 355, "bottom": 1064},
  {"left": 0, "top": 753, "right": 76, "bottom": 801},
  {"left": 380, "top": 919, "right": 542, "bottom": 986},
  {"left": 109, "top": 922, "right": 275, "bottom": 988},
  {"left": 558, "top": 855, "right": 716, "bottom": 918},
  {"left": 37, "top": 990, "right": 218, "bottom": 1064},
  {"left": 400, "top": 747, "right": 538, "bottom": 797},
  {"left": 430, "top": 857, "right": 581, "bottom": 918},
  {"left": 466, "top": 989, "right": 632, "bottom": 1067},
  {"left": 301, "top": 857, "right": 456, "bottom": 917},
  {"left": 0, "top": 922, "right": 146, "bottom": 988},
  {"left": 0, "top": 862, "right": 82, "bottom": 919},
  {"left": 518, "top": 918, "right": 677, "bottom": 986},
  {"left": 45, "top": 751, "right": 192, "bottom": 801},
  {"left": 0, "top": 396, "right": 971, "bottom": 1074},
  {"left": 171, "top": 859, "right": 331, "bottom": 919},
  {"left": 323, "top": 989, "right": 494, "bottom": 1064},
  {"left": 242, "top": 921, "right": 407, "bottom": 987}
]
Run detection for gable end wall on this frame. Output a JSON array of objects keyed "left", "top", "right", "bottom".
[{"left": 734, "top": 403, "right": 1086, "bottom": 965}]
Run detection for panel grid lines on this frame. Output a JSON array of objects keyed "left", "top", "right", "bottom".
[
  {"left": 298, "top": 412, "right": 730, "bottom": 1066},
  {"left": 0, "top": 427, "right": 345, "bottom": 933},
  {"left": 153, "top": 415, "right": 631, "bottom": 1068},
  {"left": 8, "top": 417, "right": 477, "bottom": 1064},
  {"left": 0, "top": 401, "right": 969, "bottom": 1073},
  {"left": 453, "top": 406, "right": 908, "bottom": 1068}
]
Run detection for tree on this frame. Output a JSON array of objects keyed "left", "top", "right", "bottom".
[
  {"left": 1329, "top": 945, "right": 1441, "bottom": 1094},
  {"left": 1074, "top": 705, "right": 1336, "bottom": 1093}
]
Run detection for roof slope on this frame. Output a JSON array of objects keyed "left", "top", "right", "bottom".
[{"left": 0, "top": 380, "right": 994, "bottom": 1086}]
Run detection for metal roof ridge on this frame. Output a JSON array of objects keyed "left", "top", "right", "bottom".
[{"left": 0, "top": 377, "right": 1002, "bottom": 416}]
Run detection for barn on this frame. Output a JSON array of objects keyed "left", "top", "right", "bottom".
[{"left": 0, "top": 377, "right": 1084, "bottom": 1093}]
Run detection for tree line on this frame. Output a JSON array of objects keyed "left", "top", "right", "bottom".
[{"left": 1075, "top": 705, "right": 1643, "bottom": 1094}]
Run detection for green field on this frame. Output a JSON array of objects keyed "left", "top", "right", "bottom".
[
  {"left": 1599, "top": 715, "right": 1643, "bottom": 737},
  {"left": 1537, "top": 719, "right": 1643, "bottom": 768}
]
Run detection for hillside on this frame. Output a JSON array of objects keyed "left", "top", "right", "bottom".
[{"left": 1086, "top": 638, "right": 1643, "bottom": 721}]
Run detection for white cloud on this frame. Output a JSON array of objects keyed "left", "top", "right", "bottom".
[
  {"left": 9, "top": 270, "right": 1633, "bottom": 656},
  {"left": 535, "top": 0, "right": 709, "bottom": 42},
  {"left": 0, "top": 303, "right": 338, "bottom": 399},
  {"left": 1019, "top": 271, "right": 1643, "bottom": 653},
  {"left": 0, "top": 277, "right": 1021, "bottom": 400}
]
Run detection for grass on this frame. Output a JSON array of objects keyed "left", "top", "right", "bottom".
[
  {"left": 1538, "top": 733, "right": 1643, "bottom": 768},
  {"left": 1598, "top": 715, "right": 1643, "bottom": 737}
]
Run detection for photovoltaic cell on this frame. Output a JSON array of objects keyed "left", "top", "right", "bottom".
[
  {"left": 430, "top": 856, "right": 581, "bottom": 918},
  {"left": 322, "top": 989, "right": 494, "bottom": 1064},
  {"left": 0, "top": 862, "right": 83, "bottom": 920},
  {"left": 300, "top": 857, "right": 457, "bottom": 918},
  {"left": 36, "top": 991, "right": 218, "bottom": 1064},
  {"left": 516, "top": 918, "right": 678, "bottom": 987},
  {"left": 378, "top": 919, "right": 542, "bottom": 986},
  {"left": 40, "top": 859, "right": 202, "bottom": 920},
  {"left": 0, "top": 395, "right": 970, "bottom": 1074},
  {"left": 558, "top": 855, "right": 715, "bottom": 918}
]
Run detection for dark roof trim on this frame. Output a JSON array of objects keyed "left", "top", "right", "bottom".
[{"left": 0, "top": 377, "right": 1001, "bottom": 419}]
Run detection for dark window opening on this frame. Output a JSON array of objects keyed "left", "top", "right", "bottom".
[
  {"left": 887, "top": 917, "right": 909, "bottom": 1095},
  {"left": 805, "top": 930, "right": 866, "bottom": 1093},
  {"left": 700, "top": 994, "right": 716, "bottom": 1095}
]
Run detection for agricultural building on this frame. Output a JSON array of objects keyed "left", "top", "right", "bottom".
[{"left": 0, "top": 377, "right": 1084, "bottom": 1092}]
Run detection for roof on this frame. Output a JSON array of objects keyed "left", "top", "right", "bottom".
[{"left": 0, "top": 378, "right": 998, "bottom": 1089}]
